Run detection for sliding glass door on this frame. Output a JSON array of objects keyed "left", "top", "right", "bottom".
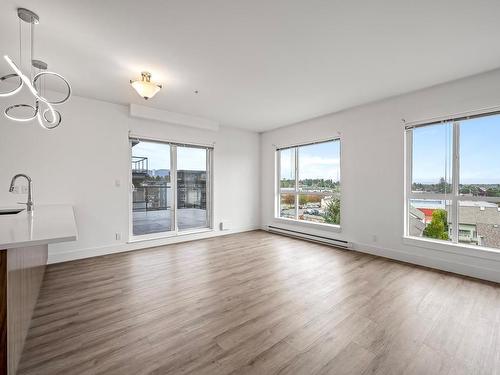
[
  {"left": 131, "top": 140, "right": 173, "bottom": 236},
  {"left": 177, "top": 146, "right": 209, "bottom": 230},
  {"left": 131, "top": 138, "right": 212, "bottom": 239}
]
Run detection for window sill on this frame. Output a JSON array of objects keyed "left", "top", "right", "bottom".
[
  {"left": 402, "top": 236, "right": 500, "bottom": 262},
  {"left": 273, "top": 217, "right": 342, "bottom": 233},
  {"left": 129, "top": 227, "right": 213, "bottom": 244},
  {"left": 178, "top": 227, "right": 214, "bottom": 236}
]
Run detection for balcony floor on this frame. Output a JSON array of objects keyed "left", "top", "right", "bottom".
[{"left": 132, "top": 208, "right": 207, "bottom": 236}]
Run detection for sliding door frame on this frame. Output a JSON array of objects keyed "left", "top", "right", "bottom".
[{"left": 129, "top": 136, "right": 214, "bottom": 242}]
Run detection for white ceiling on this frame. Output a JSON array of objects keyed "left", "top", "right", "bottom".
[{"left": 1, "top": 0, "right": 500, "bottom": 132}]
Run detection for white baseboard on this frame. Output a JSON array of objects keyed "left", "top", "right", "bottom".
[{"left": 48, "top": 225, "right": 260, "bottom": 264}]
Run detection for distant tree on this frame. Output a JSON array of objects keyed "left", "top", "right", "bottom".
[
  {"left": 412, "top": 182, "right": 424, "bottom": 192},
  {"left": 299, "top": 195, "right": 322, "bottom": 205},
  {"left": 280, "top": 179, "right": 295, "bottom": 188},
  {"left": 282, "top": 194, "right": 295, "bottom": 205},
  {"left": 460, "top": 186, "right": 471, "bottom": 195},
  {"left": 323, "top": 198, "right": 340, "bottom": 225},
  {"left": 437, "top": 177, "right": 452, "bottom": 194},
  {"left": 486, "top": 187, "right": 500, "bottom": 197},
  {"left": 423, "top": 209, "right": 449, "bottom": 240}
]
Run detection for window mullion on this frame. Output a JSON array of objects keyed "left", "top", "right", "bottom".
[
  {"left": 451, "top": 122, "right": 460, "bottom": 243},
  {"left": 405, "top": 130, "right": 413, "bottom": 236},
  {"left": 171, "top": 145, "right": 178, "bottom": 233},
  {"left": 295, "top": 147, "right": 299, "bottom": 220},
  {"left": 276, "top": 150, "right": 281, "bottom": 218},
  {"left": 206, "top": 149, "right": 212, "bottom": 229}
]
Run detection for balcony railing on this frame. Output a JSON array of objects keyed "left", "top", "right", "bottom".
[
  {"left": 132, "top": 156, "right": 148, "bottom": 175},
  {"left": 133, "top": 184, "right": 207, "bottom": 211},
  {"left": 133, "top": 185, "right": 170, "bottom": 211}
]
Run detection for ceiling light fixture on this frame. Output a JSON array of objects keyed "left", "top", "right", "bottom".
[
  {"left": 0, "top": 8, "right": 71, "bottom": 130},
  {"left": 130, "top": 72, "right": 162, "bottom": 100}
]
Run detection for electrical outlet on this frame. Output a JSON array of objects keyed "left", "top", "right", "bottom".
[
  {"left": 21, "top": 185, "right": 29, "bottom": 194},
  {"left": 115, "top": 179, "right": 121, "bottom": 187},
  {"left": 372, "top": 234, "right": 378, "bottom": 243},
  {"left": 115, "top": 232, "right": 121, "bottom": 241},
  {"left": 220, "top": 221, "right": 231, "bottom": 231}
]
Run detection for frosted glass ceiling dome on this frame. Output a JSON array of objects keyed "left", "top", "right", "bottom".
[{"left": 130, "top": 72, "right": 162, "bottom": 100}]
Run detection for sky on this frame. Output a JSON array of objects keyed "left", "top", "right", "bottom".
[
  {"left": 132, "top": 141, "right": 206, "bottom": 171},
  {"left": 412, "top": 114, "right": 500, "bottom": 184},
  {"left": 280, "top": 140, "right": 340, "bottom": 181},
  {"left": 134, "top": 114, "right": 498, "bottom": 184}
]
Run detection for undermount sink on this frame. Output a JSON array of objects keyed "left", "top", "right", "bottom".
[{"left": 0, "top": 208, "right": 25, "bottom": 216}]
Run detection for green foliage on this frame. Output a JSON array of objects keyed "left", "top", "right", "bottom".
[
  {"left": 299, "top": 195, "right": 322, "bottom": 205},
  {"left": 280, "top": 179, "right": 295, "bottom": 188},
  {"left": 281, "top": 194, "right": 295, "bottom": 206},
  {"left": 300, "top": 179, "right": 339, "bottom": 189},
  {"left": 412, "top": 177, "right": 451, "bottom": 194},
  {"left": 415, "top": 179, "right": 500, "bottom": 198},
  {"left": 280, "top": 178, "right": 340, "bottom": 190},
  {"left": 459, "top": 186, "right": 471, "bottom": 195},
  {"left": 323, "top": 198, "right": 340, "bottom": 225},
  {"left": 423, "top": 209, "right": 449, "bottom": 240},
  {"left": 459, "top": 185, "right": 500, "bottom": 197},
  {"left": 486, "top": 187, "right": 500, "bottom": 197}
]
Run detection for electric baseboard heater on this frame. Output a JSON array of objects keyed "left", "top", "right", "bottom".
[{"left": 268, "top": 225, "right": 351, "bottom": 249}]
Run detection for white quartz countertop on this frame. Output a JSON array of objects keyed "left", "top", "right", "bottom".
[{"left": 0, "top": 204, "right": 77, "bottom": 249}]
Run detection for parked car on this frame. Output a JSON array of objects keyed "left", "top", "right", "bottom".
[{"left": 304, "top": 209, "right": 320, "bottom": 215}]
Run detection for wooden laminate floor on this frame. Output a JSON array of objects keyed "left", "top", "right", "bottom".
[{"left": 18, "top": 231, "right": 500, "bottom": 375}]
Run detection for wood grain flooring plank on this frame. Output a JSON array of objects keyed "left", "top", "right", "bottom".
[{"left": 15, "top": 230, "right": 500, "bottom": 375}]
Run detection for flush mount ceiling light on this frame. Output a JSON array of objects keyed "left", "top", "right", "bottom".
[
  {"left": 0, "top": 8, "right": 71, "bottom": 130},
  {"left": 130, "top": 72, "right": 162, "bottom": 100}
]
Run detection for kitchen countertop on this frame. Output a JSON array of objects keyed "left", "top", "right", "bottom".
[{"left": 0, "top": 204, "right": 77, "bottom": 249}]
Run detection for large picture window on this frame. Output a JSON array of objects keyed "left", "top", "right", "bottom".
[
  {"left": 276, "top": 139, "right": 341, "bottom": 226},
  {"left": 131, "top": 138, "right": 212, "bottom": 239},
  {"left": 406, "top": 112, "right": 500, "bottom": 251}
]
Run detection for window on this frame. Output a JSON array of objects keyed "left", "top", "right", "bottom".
[
  {"left": 406, "top": 112, "right": 500, "bottom": 251},
  {"left": 276, "top": 139, "right": 341, "bottom": 226},
  {"left": 131, "top": 138, "right": 212, "bottom": 239}
]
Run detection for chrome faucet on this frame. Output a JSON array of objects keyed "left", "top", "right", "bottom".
[{"left": 9, "top": 174, "right": 34, "bottom": 212}]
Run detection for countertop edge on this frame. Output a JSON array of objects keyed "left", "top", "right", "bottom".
[
  {"left": 1, "top": 235, "right": 78, "bottom": 250},
  {"left": 0, "top": 205, "right": 78, "bottom": 250}
]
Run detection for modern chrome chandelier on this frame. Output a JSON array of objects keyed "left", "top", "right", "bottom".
[{"left": 0, "top": 8, "right": 71, "bottom": 130}]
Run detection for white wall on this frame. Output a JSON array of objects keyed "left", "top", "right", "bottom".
[
  {"left": 0, "top": 94, "right": 260, "bottom": 263},
  {"left": 261, "top": 68, "right": 500, "bottom": 283},
  {"left": 2, "top": 67, "right": 500, "bottom": 282}
]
